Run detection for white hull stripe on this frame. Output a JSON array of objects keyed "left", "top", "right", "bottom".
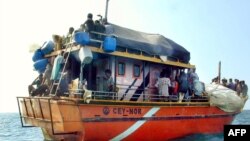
[{"left": 110, "top": 107, "right": 160, "bottom": 141}]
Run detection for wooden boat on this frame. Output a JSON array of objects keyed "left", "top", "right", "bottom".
[
  {"left": 17, "top": 2, "right": 247, "bottom": 140},
  {"left": 17, "top": 97, "right": 240, "bottom": 141}
]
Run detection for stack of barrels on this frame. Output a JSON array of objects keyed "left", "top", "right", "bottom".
[{"left": 32, "top": 41, "right": 54, "bottom": 74}]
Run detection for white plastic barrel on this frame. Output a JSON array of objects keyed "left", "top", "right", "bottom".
[{"left": 78, "top": 47, "right": 93, "bottom": 64}]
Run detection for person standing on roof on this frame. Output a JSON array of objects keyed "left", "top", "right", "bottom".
[
  {"left": 83, "top": 13, "right": 95, "bottom": 33},
  {"left": 64, "top": 27, "right": 74, "bottom": 45}
]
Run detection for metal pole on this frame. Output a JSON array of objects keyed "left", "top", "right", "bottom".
[
  {"left": 38, "top": 99, "right": 44, "bottom": 119},
  {"left": 80, "top": 63, "right": 85, "bottom": 88},
  {"left": 105, "top": 0, "right": 109, "bottom": 20},
  {"left": 218, "top": 61, "right": 221, "bottom": 84},
  {"left": 17, "top": 97, "right": 24, "bottom": 127},
  {"left": 143, "top": 61, "right": 145, "bottom": 101},
  {"left": 16, "top": 97, "right": 35, "bottom": 127},
  {"left": 114, "top": 56, "right": 117, "bottom": 99},
  {"left": 29, "top": 98, "right": 36, "bottom": 118},
  {"left": 48, "top": 99, "right": 55, "bottom": 135}
]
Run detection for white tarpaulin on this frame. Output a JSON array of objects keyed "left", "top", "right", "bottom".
[{"left": 205, "top": 83, "right": 246, "bottom": 112}]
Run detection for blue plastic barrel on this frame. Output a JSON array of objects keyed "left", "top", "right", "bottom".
[
  {"left": 41, "top": 41, "right": 54, "bottom": 55},
  {"left": 74, "top": 32, "right": 90, "bottom": 46},
  {"left": 32, "top": 49, "right": 44, "bottom": 62},
  {"left": 33, "top": 59, "right": 48, "bottom": 74},
  {"left": 103, "top": 36, "right": 116, "bottom": 52}
]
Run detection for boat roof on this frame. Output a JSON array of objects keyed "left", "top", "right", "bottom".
[
  {"left": 45, "top": 23, "right": 195, "bottom": 68},
  {"left": 106, "top": 24, "right": 190, "bottom": 63}
]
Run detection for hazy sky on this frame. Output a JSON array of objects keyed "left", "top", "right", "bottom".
[{"left": 0, "top": 0, "right": 249, "bottom": 112}]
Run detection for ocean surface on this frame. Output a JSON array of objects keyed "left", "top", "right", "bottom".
[{"left": 0, "top": 110, "right": 249, "bottom": 141}]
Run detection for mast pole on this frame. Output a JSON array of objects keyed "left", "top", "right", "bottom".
[
  {"left": 105, "top": 0, "right": 109, "bottom": 21},
  {"left": 218, "top": 61, "right": 221, "bottom": 84}
]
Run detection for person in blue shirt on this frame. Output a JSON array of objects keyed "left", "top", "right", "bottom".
[{"left": 227, "top": 78, "right": 235, "bottom": 90}]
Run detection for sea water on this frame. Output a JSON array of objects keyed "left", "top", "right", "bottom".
[{"left": 0, "top": 110, "right": 249, "bottom": 141}]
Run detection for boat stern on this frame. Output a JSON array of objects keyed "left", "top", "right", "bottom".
[{"left": 17, "top": 97, "right": 84, "bottom": 141}]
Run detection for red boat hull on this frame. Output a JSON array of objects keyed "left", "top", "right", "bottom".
[
  {"left": 79, "top": 104, "right": 237, "bottom": 141},
  {"left": 17, "top": 98, "right": 238, "bottom": 141}
]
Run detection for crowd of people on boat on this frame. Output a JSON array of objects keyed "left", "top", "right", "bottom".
[
  {"left": 28, "top": 13, "right": 113, "bottom": 97},
  {"left": 69, "top": 13, "right": 107, "bottom": 41},
  {"left": 155, "top": 68, "right": 206, "bottom": 102},
  {"left": 51, "top": 13, "right": 109, "bottom": 51},
  {"left": 78, "top": 13, "right": 106, "bottom": 36},
  {"left": 211, "top": 77, "right": 248, "bottom": 98},
  {"left": 28, "top": 54, "right": 114, "bottom": 98},
  {"left": 28, "top": 13, "right": 248, "bottom": 102}
]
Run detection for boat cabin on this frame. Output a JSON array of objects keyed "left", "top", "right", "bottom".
[{"left": 33, "top": 24, "right": 200, "bottom": 102}]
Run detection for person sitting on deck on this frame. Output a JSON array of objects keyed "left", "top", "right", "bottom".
[
  {"left": 28, "top": 74, "right": 49, "bottom": 96},
  {"left": 94, "top": 20, "right": 105, "bottom": 40}
]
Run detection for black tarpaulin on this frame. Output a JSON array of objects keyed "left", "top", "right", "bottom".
[{"left": 105, "top": 24, "right": 190, "bottom": 63}]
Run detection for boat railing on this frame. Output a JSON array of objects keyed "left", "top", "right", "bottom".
[
  {"left": 68, "top": 89, "right": 209, "bottom": 102},
  {"left": 16, "top": 96, "right": 78, "bottom": 135}
]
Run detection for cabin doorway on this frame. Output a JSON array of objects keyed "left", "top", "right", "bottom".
[{"left": 83, "top": 63, "right": 97, "bottom": 91}]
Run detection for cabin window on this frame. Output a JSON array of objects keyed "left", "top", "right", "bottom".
[
  {"left": 118, "top": 62, "right": 125, "bottom": 76},
  {"left": 133, "top": 64, "right": 140, "bottom": 77}
]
